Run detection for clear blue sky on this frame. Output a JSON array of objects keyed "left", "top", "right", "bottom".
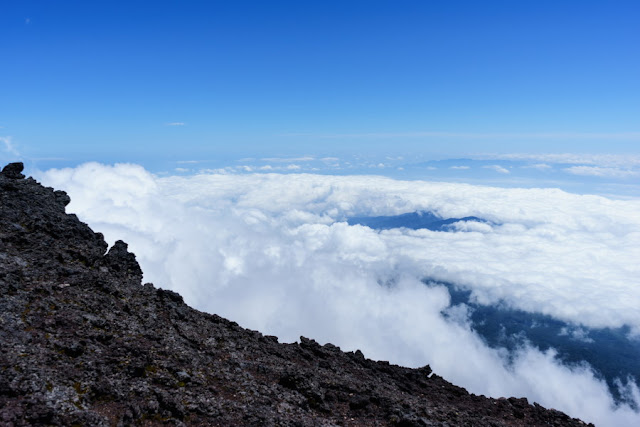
[{"left": 1, "top": 0, "right": 639, "bottom": 170}]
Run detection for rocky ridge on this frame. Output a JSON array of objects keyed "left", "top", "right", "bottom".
[{"left": 0, "top": 163, "right": 591, "bottom": 426}]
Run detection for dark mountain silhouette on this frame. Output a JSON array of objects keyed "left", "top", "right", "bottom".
[
  {"left": 434, "top": 281, "right": 640, "bottom": 406},
  {"left": 0, "top": 163, "right": 590, "bottom": 426}
]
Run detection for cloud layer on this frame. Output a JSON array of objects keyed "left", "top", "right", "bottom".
[
  {"left": 565, "top": 166, "right": 640, "bottom": 179},
  {"left": 37, "top": 163, "right": 640, "bottom": 426}
]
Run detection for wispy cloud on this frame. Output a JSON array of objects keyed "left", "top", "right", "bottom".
[
  {"left": 565, "top": 166, "right": 640, "bottom": 179},
  {"left": 260, "top": 156, "right": 315, "bottom": 163},
  {"left": 450, "top": 165, "right": 470, "bottom": 170},
  {"left": 485, "top": 153, "right": 640, "bottom": 168},
  {"left": 559, "top": 327, "right": 595, "bottom": 344},
  {"left": 224, "top": 163, "right": 308, "bottom": 173},
  {"left": 483, "top": 165, "right": 510, "bottom": 174},
  {"left": 282, "top": 131, "right": 640, "bottom": 140},
  {"left": 166, "top": 122, "right": 185, "bottom": 126},
  {"left": 522, "top": 163, "right": 553, "bottom": 170},
  {"left": 0, "top": 136, "right": 20, "bottom": 156},
  {"left": 31, "top": 157, "right": 69, "bottom": 162}
]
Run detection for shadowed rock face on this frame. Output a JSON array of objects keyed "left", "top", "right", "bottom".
[{"left": 0, "top": 162, "right": 591, "bottom": 426}]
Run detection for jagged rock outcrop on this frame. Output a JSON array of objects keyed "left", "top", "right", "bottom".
[{"left": 0, "top": 162, "right": 591, "bottom": 426}]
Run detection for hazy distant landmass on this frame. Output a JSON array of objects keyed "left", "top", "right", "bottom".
[{"left": 348, "top": 210, "right": 492, "bottom": 231}]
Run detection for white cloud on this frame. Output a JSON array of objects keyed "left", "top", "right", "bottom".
[
  {"left": 261, "top": 156, "right": 315, "bottom": 163},
  {"left": 37, "top": 164, "right": 640, "bottom": 426},
  {"left": 565, "top": 166, "right": 640, "bottom": 179},
  {"left": 483, "top": 165, "right": 510, "bottom": 174},
  {"left": 559, "top": 327, "right": 595, "bottom": 343},
  {"left": 523, "top": 163, "right": 552, "bottom": 170},
  {"left": 447, "top": 220, "right": 494, "bottom": 233},
  {"left": 166, "top": 122, "right": 185, "bottom": 126},
  {"left": 450, "top": 165, "right": 470, "bottom": 170},
  {"left": 219, "top": 164, "right": 306, "bottom": 173}
]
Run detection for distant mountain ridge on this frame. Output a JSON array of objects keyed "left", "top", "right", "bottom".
[
  {"left": 348, "top": 211, "right": 490, "bottom": 231},
  {"left": 0, "top": 162, "right": 590, "bottom": 426}
]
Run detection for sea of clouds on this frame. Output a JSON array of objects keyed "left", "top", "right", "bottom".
[{"left": 37, "top": 162, "right": 640, "bottom": 426}]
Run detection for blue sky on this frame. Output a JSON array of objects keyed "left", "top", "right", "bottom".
[{"left": 2, "top": 0, "right": 639, "bottom": 178}]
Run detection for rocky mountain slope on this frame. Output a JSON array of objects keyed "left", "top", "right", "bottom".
[{"left": 0, "top": 162, "right": 591, "bottom": 426}]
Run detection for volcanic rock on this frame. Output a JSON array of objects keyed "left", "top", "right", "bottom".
[{"left": 1, "top": 162, "right": 25, "bottom": 180}]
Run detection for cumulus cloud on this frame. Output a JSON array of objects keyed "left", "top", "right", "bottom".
[{"left": 37, "top": 163, "right": 640, "bottom": 426}]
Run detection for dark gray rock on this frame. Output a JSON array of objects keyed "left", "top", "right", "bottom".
[
  {"left": 1, "top": 162, "right": 25, "bottom": 179},
  {"left": 102, "top": 239, "right": 143, "bottom": 279}
]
